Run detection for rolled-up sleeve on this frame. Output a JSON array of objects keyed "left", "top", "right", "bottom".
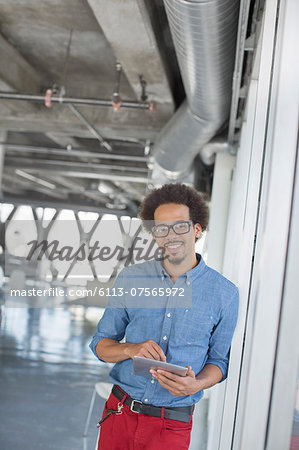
[
  {"left": 206, "top": 288, "right": 239, "bottom": 381},
  {"left": 89, "top": 269, "right": 129, "bottom": 361}
]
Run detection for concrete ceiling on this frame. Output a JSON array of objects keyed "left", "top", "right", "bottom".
[{"left": 0, "top": 0, "right": 185, "bottom": 215}]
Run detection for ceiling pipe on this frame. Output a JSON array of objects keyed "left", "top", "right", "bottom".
[
  {"left": 200, "top": 138, "right": 234, "bottom": 166},
  {"left": 68, "top": 104, "right": 112, "bottom": 151},
  {"left": 6, "top": 156, "right": 149, "bottom": 173},
  {"left": 3, "top": 144, "right": 147, "bottom": 163},
  {"left": 151, "top": 0, "right": 240, "bottom": 178},
  {"left": 0, "top": 91, "right": 156, "bottom": 111}
]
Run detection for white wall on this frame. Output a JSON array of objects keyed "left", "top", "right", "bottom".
[{"left": 207, "top": 0, "right": 299, "bottom": 448}]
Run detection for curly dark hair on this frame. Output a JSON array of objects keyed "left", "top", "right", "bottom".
[{"left": 138, "top": 183, "right": 209, "bottom": 234}]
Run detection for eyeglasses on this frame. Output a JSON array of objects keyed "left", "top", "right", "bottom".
[{"left": 151, "top": 220, "right": 193, "bottom": 238}]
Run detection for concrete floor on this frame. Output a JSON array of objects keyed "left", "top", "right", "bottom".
[{"left": 0, "top": 303, "right": 110, "bottom": 450}]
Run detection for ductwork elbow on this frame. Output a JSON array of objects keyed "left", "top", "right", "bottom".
[{"left": 152, "top": 0, "right": 240, "bottom": 178}]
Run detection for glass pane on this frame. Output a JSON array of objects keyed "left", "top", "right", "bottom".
[{"left": 289, "top": 364, "right": 299, "bottom": 450}]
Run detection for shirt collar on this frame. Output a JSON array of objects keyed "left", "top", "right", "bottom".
[{"left": 154, "top": 253, "right": 206, "bottom": 281}]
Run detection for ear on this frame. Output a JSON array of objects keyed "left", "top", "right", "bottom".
[{"left": 194, "top": 223, "right": 202, "bottom": 238}]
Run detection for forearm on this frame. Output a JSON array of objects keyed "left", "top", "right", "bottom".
[
  {"left": 95, "top": 338, "right": 134, "bottom": 363},
  {"left": 195, "top": 363, "right": 223, "bottom": 390},
  {"left": 96, "top": 337, "right": 166, "bottom": 363}
]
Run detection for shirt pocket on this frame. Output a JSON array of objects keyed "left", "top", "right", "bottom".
[{"left": 174, "top": 309, "right": 213, "bottom": 346}]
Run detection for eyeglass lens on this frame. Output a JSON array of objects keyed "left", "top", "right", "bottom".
[{"left": 153, "top": 221, "right": 191, "bottom": 237}]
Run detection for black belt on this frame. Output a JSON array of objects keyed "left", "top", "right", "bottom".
[{"left": 112, "top": 385, "right": 194, "bottom": 423}]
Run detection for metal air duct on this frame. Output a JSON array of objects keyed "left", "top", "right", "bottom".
[{"left": 152, "top": 0, "right": 240, "bottom": 178}]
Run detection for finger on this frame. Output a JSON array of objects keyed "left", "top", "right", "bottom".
[
  {"left": 141, "top": 348, "right": 160, "bottom": 360},
  {"left": 138, "top": 345, "right": 161, "bottom": 360},
  {"left": 150, "top": 372, "right": 182, "bottom": 394},
  {"left": 156, "top": 369, "right": 181, "bottom": 382},
  {"left": 151, "top": 342, "right": 166, "bottom": 361},
  {"left": 153, "top": 375, "right": 173, "bottom": 389},
  {"left": 155, "top": 377, "right": 182, "bottom": 396},
  {"left": 147, "top": 346, "right": 164, "bottom": 360},
  {"left": 186, "top": 366, "right": 195, "bottom": 377},
  {"left": 154, "top": 372, "right": 181, "bottom": 389},
  {"left": 150, "top": 370, "right": 177, "bottom": 384}
]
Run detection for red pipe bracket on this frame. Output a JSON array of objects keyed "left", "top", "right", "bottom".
[
  {"left": 112, "top": 98, "right": 122, "bottom": 112},
  {"left": 44, "top": 89, "right": 53, "bottom": 108},
  {"left": 149, "top": 101, "right": 156, "bottom": 113}
]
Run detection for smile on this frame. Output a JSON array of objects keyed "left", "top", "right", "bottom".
[{"left": 164, "top": 242, "right": 184, "bottom": 250}]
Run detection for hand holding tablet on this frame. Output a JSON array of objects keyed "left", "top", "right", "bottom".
[{"left": 133, "top": 356, "right": 188, "bottom": 379}]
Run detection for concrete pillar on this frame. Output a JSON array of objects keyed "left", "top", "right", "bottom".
[
  {"left": 0, "top": 129, "right": 7, "bottom": 201},
  {"left": 202, "top": 151, "right": 236, "bottom": 449},
  {"left": 206, "top": 152, "right": 236, "bottom": 272}
]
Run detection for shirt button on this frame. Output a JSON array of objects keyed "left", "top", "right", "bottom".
[
  {"left": 167, "top": 313, "right": 171, "bottom": 318},
  {"left": 144, "top": 399, "right": 148, "bottom": 402},
  {"left": 186, "top": 280, "right": 190, "bottom": 286},
  {"left": 163, "top": 336, "right": 167, "bottom": 341},
  {"left": 185, "top": 309, "right": 189, "bottom": 312},
  {"left": 151, "top": 379, "right": 155, "bottom": 384}
]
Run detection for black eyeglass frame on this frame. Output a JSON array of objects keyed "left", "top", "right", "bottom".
[{"left": 151, "top": 220, "right": 194, "bottom": 238}]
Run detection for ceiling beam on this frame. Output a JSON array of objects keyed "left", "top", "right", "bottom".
[
  {"left": 17, "top": 168, "right": 149, "bottom": 184},
  {"left": 0, "top": 106, "right": 165, "bottom": 141},
  {"left": 0, "top": 31, "right": 44, "bottom": 115},
  {"left": 4, "top": 144, "right": 147, "bottom": 163},
  {"left": 87, "top": 0, "right": 174, "bottom": 110},
  {"left": 5, "top": 156, "right": 148, "bottom": 173},
  {"left": 2, "top": 173, "right": 68, "bottom": 200},
  {"left": 45, "top": 132, "right": 82, "bottom": 149},
  {"left": 0, "top": 32, "right": 42, "bottom": 92},
  {"left": 2, "top": 195, "right": 137, "bottom": 217}
]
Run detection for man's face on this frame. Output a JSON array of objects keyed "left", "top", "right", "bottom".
[{"left": 153, "top": 203, "right": 202, "bottom": 266}]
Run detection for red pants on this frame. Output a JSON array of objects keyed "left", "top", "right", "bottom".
[{"left": 97, "top": 390, "right": 192, "bottom": 450}]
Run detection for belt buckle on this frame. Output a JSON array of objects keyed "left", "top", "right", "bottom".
[{"left": 130, "top": 399, "right": 142, "bottom": 413}]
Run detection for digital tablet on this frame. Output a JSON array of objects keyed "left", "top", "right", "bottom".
[{"left": 133, "top": 356, "right": 188, "bottom": 379}]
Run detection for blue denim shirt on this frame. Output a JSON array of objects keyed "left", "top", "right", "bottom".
[{"left": 90, "top": 254, "right": 239, "bottom": 407}]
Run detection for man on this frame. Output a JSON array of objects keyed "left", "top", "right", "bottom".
[{"left": 90, "top": 183, "right": 239, "bottom": 449}]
